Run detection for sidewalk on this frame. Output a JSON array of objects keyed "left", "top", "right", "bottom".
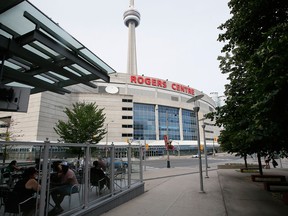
[{"left": 101, "top": 164, "right": 288, "bottom": 216}]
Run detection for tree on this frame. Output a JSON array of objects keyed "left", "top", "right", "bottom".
[
  {"left": 54, "top": 102, "right": 107, "bottom": 158},
  {"left": 210, "top": 0, "right": 288, "bottom": 173},
  {"left": 0, "top": 118, "right": 23, "bottom": 164}
]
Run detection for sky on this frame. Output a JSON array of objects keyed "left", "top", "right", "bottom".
[{"left": 29, "top": 0, "right": 231, "bottom": 96}]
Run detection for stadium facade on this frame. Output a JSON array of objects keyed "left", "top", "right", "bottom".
[{"left": 0, "top": 73, "right": 221, "bottom": 153}]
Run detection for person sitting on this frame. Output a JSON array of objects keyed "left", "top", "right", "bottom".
[
  {"left": 1, "top": 160, "right": 24, "bottom": 187},
  {"left": 11, "top": 167, "right": 41, "bottom": 216},
  {"left": 90, "top": 160, "right": 110, "bottom": 193},
  {"left": 5, "top": 160, "right": 23, "bottom": 173},
  {"left": 49, "top": 161, "right": 79, "bottom": 215},
  {"left": 264, "top": 156, "right": 271, "bottom": 169},
  {"left": 96, "top": 157, "right": 107, "bottom": 172}
]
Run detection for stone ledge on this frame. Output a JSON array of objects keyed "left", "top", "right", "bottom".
[
  {"left": 71, "top": 182, "right": 145, "bottom": 216},
  {"left": 251, "top": 174, "right": 286, "bottom": 182}
]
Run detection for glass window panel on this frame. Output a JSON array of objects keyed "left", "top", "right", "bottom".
[
  {"left": 71, "top": 64, "right": 90, "bottom": 75},
  {"left": 80, "top": 49, "right": 115, "bottom": 74},
  {"left": 34, "top": 75, "right": 55, "bottom": 84},
  {"left": 158, "top": 106, "right": 180, "bottom": 141},
  {"left": 133, "top": 103, "right": 156, "bottom": 140},
  {"left": 4, "top": 60, "right": 22, "bottom": 70},
  {"left": 49, "top": 71, "right": 69, "bottom": 80},
  {"left": 6, "top": 82, "right": 33, "bottom": 89},
  {"left": 64, "top": 66, "right": 83, "bottom": 77},
  {"left": 24, "top": 41, "right": 58, "bottom": 58},
  {"left": 182, "top": 109, "right": 197, "bottom": 140}
]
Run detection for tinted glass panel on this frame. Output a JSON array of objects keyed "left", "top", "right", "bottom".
[
  {"left": 158, "top": 106, "right": 180, "bottom": 141},
  {"left": 133, "top": 103, "right": 156, "bottom": 140}
]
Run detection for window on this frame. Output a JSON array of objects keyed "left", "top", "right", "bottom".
[
  {"left": 122, "top": 125, "right": 133, "bottom": 128},
  {"left": 122, "top": 107, "right": 133, "bottom": 111},
  {"left": 122, "top": 99, "right": 133, "bottom": 103},
  {"left": 122, "top": 133, "right": 133, "bottom": 137},
  {"left": 133, "top": 103, "right": 156, "bottom": 140},
  {"left": 122, "top": 116, "right": 133, "bottom": 119},
  {"left": 158, "top": 106, "right": 180, "bottom": 140},
  {"left": 182, "top": 109, "right": 197, "bottom": 140}
]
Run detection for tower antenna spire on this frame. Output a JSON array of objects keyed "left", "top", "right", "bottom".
[{"left": 124, "top": 0, "right": 140, "bottom": 75}]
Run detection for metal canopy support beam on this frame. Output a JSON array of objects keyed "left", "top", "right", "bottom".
[
  {"left": 30, "top": 74, "right": 98, "bottom": 94},
  {"left": 32, "top": 30, "right": 109, "bottom": 82},
  {"left": 0, "top": 1, "right": 113, "bottom": 95},
  {"left": 23, "top": 11, "right": 110, "bottom": 82},
  {"left": 3, "top": 65, "right": 70, "bottom": 94},
  {"left": 0, "top": 35, "right": 97, "bottom": 89},
  {"left": 16, "top": 31, "right": 99, "bottom": 87}
]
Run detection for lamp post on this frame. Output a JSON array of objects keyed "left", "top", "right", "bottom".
[
  {"left": 201, "top": 124, "right": 209, "bottom": 178},
  {"left": 106, "top": 120, "right": 114, "bottom": 157},
  {"left": 165, "top": 110, "right": 171, "bottom": 168},
  {"left": 187, "top": 94, "right": 205, "bottom": 193},
  {"left": 212, "top": 138, "right": 215, "bottom": 157}
]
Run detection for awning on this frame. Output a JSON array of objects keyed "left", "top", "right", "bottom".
[{"left": 0, "top": 0, "right": 115, "bottom": 95}]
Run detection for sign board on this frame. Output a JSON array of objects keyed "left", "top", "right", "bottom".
[
  {"left": 0, "top": 86, "right": 31, "bottom": 112},
  {"left": 145, "top": 144, "right": 149, "bottom": 150}
]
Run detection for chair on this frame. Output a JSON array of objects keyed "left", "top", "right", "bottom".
[
  {"left": 68, "top": 184, "right": 81, "bottom": 209},
  {"left": 18, "top": 196, "right": 36, "bottom": 215},
  {"left": 90, "top": 167, "right": 109, "bottom": 195},
  {"left": 91, "top": 178, "right": 108, "bottom": 196},
  {"left": 113, "top": 165, "right": 127, "bottom": 189},
  {"left": 3, "top": 190, "right": 19, "bottom": 215},
  {"left": 114, "top": 171, "right": 126, "bottom": 189},
  {"left": 3, "top": 190, "right": 37, "bottom": 216},
  {"left": 0, "top": 170, "right": 12, "bottom": 187},
  {"left": 0, "top": 185, "right": 10, "bottom": 210}
]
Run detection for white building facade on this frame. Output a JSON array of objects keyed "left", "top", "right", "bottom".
[{"left": 0, "top": 73, "right": 220, "bottom": 154}]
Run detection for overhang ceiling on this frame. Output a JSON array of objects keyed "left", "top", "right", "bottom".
[{"left": 0, "top": 0, "right": 115, "bottom": 95}]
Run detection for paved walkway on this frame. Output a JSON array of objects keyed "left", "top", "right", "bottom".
[{"left": 101, "top": 157, "right": 288, "bottom": 216}]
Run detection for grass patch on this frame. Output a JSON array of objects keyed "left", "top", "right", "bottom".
[{"left": 218, "top": 163, "right": 259, "bottom": 169}]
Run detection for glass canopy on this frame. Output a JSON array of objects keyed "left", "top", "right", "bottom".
[{"left": 0, "top": 0, "right": 115, "bottom": 94}]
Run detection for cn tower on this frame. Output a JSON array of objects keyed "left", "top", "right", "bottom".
[{"left": 123, "top": 0, "right": 141, "bottom": 75}]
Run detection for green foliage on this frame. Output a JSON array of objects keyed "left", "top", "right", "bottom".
[
  {"left": 0, "top": 118, "right": 23, "bottom": 163},
  {"left": 213, "top": 0, "right": 288, "bottom": 157},
  {"left": 54, "top": 102, "right": 107, "bottom": 144}
]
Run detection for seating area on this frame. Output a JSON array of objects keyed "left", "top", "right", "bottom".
[
  {"left": 0, "top": 174, "right": 37, "bottom": 215},
  {"left": 248, "top": 170, "right": 288, "bottom": 206},
  {"left": 263, "top": 181, "right": 288, "bottom": 191},
  {"left": 1, "top": 170, "right": 24, "bottom": 189},
  {"left": 251, "top": 174, "right": 286, "bottom": 182},
  {"left": 0, "top": 141, "right": 144, "bottom": 216}
]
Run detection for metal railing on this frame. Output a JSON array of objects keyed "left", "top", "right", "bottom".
[{"left": 0, "top": 140, "right": 143, "bottom": 216}]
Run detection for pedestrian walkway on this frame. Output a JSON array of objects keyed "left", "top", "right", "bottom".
[{"left": 101, "top": 164, "right": 288, "bottom": 216}]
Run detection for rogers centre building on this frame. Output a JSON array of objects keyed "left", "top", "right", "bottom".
[{"left": 0, "top": 72, "right": 221, "bottom": 155}]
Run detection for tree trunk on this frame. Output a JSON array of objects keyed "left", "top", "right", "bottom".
[
  {"left": 257, "top": 153, "right": 263, "bottom": 175},
  {"left": 244, "top": 154, "right": 248, "bottom": 168},
  {"left": 2, "top": 145, "right": 7, "bottom": 165}
]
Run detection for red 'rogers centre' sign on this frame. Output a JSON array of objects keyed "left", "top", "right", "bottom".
[{"left": 130, "top": 75, "right": 195, "bottom": 96}]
